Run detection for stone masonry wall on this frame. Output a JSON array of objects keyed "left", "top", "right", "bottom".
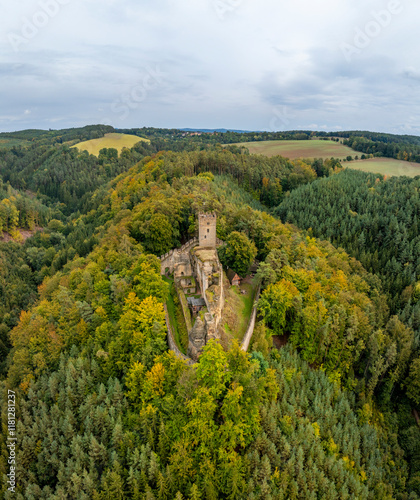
[
  {"left": 198, "top": 212, "right": 216, "bottom": 248},
  {"left": 160, "top": 237, "right": 198, "bottom": 274}
]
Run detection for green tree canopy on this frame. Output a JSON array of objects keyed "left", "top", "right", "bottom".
[{"left": 218, "top": 231, "right": 257, "bottom": 277}]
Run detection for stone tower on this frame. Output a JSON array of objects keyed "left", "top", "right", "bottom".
[{"left": 198, "top": 212, "right": 216, "bottom": 248}]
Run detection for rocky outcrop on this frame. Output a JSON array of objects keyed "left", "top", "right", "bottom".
[
  {"left": 188, "top": 316, "right": 207, "bottom": 360},
  {"left": 187, "top": 312, "right": 218, "bottom": 361}
]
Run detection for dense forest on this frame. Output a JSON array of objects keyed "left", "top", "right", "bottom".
[
  {"left": 118, "top": 127, "right": 420, "bottom": 164},
  {"left": 276, "top": 170, "right": 420, "bottom": 333},
  {"left": 0, "top": 180, "right": 52, "bottom": 238},
  {"left": 342, "top": 137, "right": 420, "bottom": 164},
  {"left": 0, "top": 125, "right": 115, "bottom": 146},
  {"left": 0, "top": 127, "right": 419, "bottom": 498}
]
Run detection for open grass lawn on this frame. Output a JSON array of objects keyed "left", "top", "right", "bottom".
[
  {"left": 222, "top": 277, "right": 259, "bottom": 341},
  {"left": 73, "top": 133, "right": 150, "bottom": 156},
  {"left": 227, "top": 140, "right": 355, "bottom": 160},
  {"left": 162, "top": 276, "right": 187, "bottom": 354},
  {"left": 347, "top": 158, "right": 420, "bottom": 178}
]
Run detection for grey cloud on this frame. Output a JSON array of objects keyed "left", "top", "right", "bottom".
[{"left": 0, "top": 0, "right": 419, "bottom": 133}]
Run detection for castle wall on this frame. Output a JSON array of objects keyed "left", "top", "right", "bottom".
[
  {"left": 214, "top": 263, "right": 224, "bottom": 329},
  {"left": 161, "top": 216, "right": 235, "bottom": 361},
  {"left": 160, "top": 237, "right": 198, "bottom": 274}
]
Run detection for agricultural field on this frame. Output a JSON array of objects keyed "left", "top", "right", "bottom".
[
  {"left": 227, "top": 139, "right": 420, "bottom": 177},
  {"left": 347, "top": 157, "right": 420, "bottom": 177},
  {"left": 228, "top": 139, "right": 355, "bottom": 159},
  {"left": 73, "top": 132, "right": 149, "bottom": 156}
]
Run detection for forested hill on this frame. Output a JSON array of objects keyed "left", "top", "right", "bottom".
[
  {"left": 119, "top": 127, "right": 420, "bottom": 164},
  {"left": 0, "top": 126, "right": 329, "bottom": 215},
  {"left": 331, "top": 131, "right": 420, "bottom": 146},
  {"left": 0, "top": 146, "right": 419, "bottom": 498},
  {"left": 341, "top": 135, "right": 420, "bottom": 163},
  {"left": 0, "top": 178, "right": 65, "bottom": 370},
  {"left": 0, "top": 179, "right": 54, "bottom": 238},
  {"left": 0, "top": 124, "right": 114, "bottom": 145},
  {"left": 276, "top": 170, "right": 420, "bottom": 335},
  {"left": 0, "top": 131, "right": 326, "bottom": 382},
  {"left": 0, "top": 143, "right": 150, "bottom": 214}
]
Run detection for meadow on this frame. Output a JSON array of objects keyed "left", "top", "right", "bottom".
[
  {"left": 348, "top": 157, "right": 420, "bottom": 177},
  {"left": 73, "top": 132, "right": 149, "bottom": 156},
  {"left": 229, "top": 139, "right": 420, "bottom": 177},
  {"left": 230, "top": 139, "right": 355, "bottom": 159}
]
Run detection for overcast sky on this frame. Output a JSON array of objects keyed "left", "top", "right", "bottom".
[{"left": 1, "top": 0, "right": 419, "bottom": 133}]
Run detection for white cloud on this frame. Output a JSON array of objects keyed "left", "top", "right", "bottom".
[{"left": 0, "top": 0, "right": 419, "bottom": 133}]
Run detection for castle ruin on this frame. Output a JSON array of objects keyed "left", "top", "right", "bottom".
[
  {"left": 160, "top": 212, "right": 224, "bottom": 360},
  {"left": 198, "top": 212, "right": 217, "bottom": 248}
]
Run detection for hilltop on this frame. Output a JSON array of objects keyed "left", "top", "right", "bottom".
[
  {"left": 73, "top": 132, "right": 150, "bottom": 156},
  {"left": 228, "top": 139, "right": 355, "bottom": 160}
]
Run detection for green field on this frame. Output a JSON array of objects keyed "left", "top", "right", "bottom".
[
  {"left": 227, "top": 139, "right": 420, "bottom": 177},
  {"left": 73, "top": 133, "right": 149, "bottom": 156},
  {"left": 347, "top": 158, "right": 420, "bottom": 178},
  {"left": 0, "top": 138, "right": 30, "bottom": 149},
  {"left": 228, "top": 139, "right": 355, "bottom": 159}
]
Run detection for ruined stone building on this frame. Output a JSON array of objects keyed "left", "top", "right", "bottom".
[
  {"left": 160, "top": 212, "right": 225, "bottom": 360},
  {"left": 198, "top": 212, "right": 217, "bottom": 248}
]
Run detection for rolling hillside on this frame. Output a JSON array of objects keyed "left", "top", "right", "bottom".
[
  {"left": 228, "top": 139, "right": 420, "bottom": 177},
  {"left": 228, "top": 139, "right": 355, "bottom": 159},
  {"left": 73, "top": 132, "right": 150, "bottom": 156},
  {"left": 348, "top": 157, "right": 420, "bottom": 177}
]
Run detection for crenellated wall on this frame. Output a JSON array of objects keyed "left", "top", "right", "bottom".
[{"left": 160, "top": 237, "right": 199, "bottom": 275}]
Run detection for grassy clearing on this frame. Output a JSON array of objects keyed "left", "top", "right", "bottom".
[
  {"left": 0, "top": 138, "right": 30, "bottom": 149},
  {"left": 162, "top": 277, "right": 188, "bottom": 354},
  {"left": 222, "top": 277, "right": 258, "bottom": 341},
  {"left": 73, "top": 133, "right": 149, "bottom": 156},
  {"left": 347, "top": 158, "right": 420, "bottom": 178},
  {"left": 227, "top": 140, "right": 355, "bottom": 160}
]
